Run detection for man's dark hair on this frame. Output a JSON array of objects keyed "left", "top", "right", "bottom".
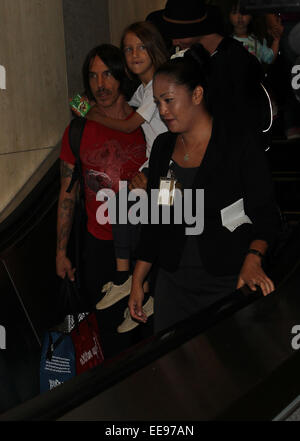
[{"left": 82, "top": 44, "right": 134, "bottom": 101}]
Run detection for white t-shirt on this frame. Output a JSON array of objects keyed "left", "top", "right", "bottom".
[{"left": 129, "top": 80, "right": 167, "bottom": 168}]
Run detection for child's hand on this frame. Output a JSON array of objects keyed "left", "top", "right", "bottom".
[
  {"left": 267, "top": 19, "right": 284, "bottom": 41},
  {"left": 269, "top": 26, "right": 283, "bottom": 41},
  {"left": 129, "top": 172, "right": 148, "bottom": 191},
  {"left": 86, "top": 103, "right": 105, "bottom": 121},
  {"left": 69, "top": 94, "right": 92, "bottom": 117}
]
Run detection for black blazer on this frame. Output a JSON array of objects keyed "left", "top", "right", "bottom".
[
  {"left": 208, "top": 37, "right": 268, "bottom": 133},
  {"left": 137, "top": 121, "right": 282, "bottom": 276}
]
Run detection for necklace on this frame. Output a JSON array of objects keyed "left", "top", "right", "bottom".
[
  {"left": 181, "top": 135, "right": 200, "bottom": 162},
  {"left": 181, "top": 119, "right": 213, "bottom": 162},
  {"left": 181, "top": 136, "right": 189, "bottom": 161}
]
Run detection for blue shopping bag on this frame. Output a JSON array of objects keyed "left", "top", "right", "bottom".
[{"left": 40, "top": 331, "right": 76, "bottom": 393}]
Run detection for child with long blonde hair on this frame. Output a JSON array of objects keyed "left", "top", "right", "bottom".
[{"left": 91, "top": 22, "right": 169, "bottom": 327}]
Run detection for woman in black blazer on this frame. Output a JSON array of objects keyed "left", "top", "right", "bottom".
[{"left": 128, "top": 45, "right": 282, "bottom": 333}]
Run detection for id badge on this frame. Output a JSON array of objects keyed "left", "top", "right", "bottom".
[{"left": 158, "top": 177, "right": 177, "bottom": 206}]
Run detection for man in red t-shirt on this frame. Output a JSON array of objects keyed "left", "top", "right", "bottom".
[{"left": 56, "top": 44, "right": 146, "bottom": 357}]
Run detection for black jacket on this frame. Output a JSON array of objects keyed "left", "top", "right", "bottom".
[
  {"left": 137, "top": 121, "right": 281, "bottom": 276},
  {"left": 208, "top": 37, "right": 269, "bottom": 133}
]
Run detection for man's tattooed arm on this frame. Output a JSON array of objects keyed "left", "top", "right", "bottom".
[
  {"left": 60, "top": 160, "right": 74, "bottom": 179},
  {"left": 57, "top": 198, "right": 75, "bottom": 253},
  {"left": 56, "top": 160, "right": 78, "bottom": 255}
]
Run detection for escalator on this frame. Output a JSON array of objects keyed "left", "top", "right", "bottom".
[
  {"left": 0, "top": 220, "right": 300, "bottom": 421},
  {"left": 0, "top": 159, "right": 61, "bottom": 412},
  {"left": 0, "top": 138, "right": 299, "bottom": 420}
]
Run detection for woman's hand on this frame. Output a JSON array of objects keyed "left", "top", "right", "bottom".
[
  {"left": 128, "top": 281, "right": 148, "bottom": 323},
  {"left": 129, "top": 260, "right": 152, "bottom": 322},
  {"left": 236, "top": 253, "right": 275, "bottom": 296}
]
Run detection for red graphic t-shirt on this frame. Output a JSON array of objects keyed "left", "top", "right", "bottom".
[{"left": 60, "top": 115, "right": 146, "bottom": 240}]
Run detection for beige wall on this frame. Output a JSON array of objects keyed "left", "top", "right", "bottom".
[
  {"left": 109, "top": 0, "right": 166, "bottom": 46},
  {"left": 0, "top": 0, "right": 69, "bottom": 219},
  {"left": 0, "top": 0, "right": 167, "bottom": 222}
]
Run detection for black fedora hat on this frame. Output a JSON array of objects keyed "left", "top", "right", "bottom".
[{"left": 148, "top": 0, "right": 223, "bottom": 39}]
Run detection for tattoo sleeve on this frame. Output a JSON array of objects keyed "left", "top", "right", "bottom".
[
  {"left": 57, "top": 197, "right": 76, "bottom": 253},
  {"left": 60, "top": 160, "right": 74, "bottom": 179},
  {"left": 57, "top": 161, "right": 76, "bottom": 254}
]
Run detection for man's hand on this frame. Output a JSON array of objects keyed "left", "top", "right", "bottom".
[
  {"left": 129, "top": 172, "right": 148, "bottom": 191},
  {"left": 56, "top": 253, "right": 76, "bottom": 281}
]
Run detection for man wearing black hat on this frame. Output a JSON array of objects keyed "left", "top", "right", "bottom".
[
  {"left": 153, "top": 0, "right": 225, "bottom": 51},
  {"left": 149, "top": 0, "right": 270, "bottom": 135}
]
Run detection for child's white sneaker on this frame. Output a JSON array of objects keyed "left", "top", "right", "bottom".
[{"left": 96, "top": 276, "right": 132, "bottom": 310}]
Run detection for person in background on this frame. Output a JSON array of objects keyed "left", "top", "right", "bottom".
[
  {"left": 149, "top": 0, "right": 272, "bottom": 138},
  {"left": 146, "top": 8, "right": 173, "bottom": 53},
  {"left": 128, "top": 45, "right": 282, "bottom": 333},
  {"left": 228, "top": 0, "right": 282, "bottom": 65},
  {"left": 265, "top": 12, "right": 300, "bottom": 140}
]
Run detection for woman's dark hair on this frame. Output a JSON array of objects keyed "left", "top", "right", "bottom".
[
  {"left": 120, "top": 21, "right": 169, "bottom": 72},
  {"left": 154, "top": 44, "right": 211, "bottom": 111},
  {"left": 82, "top": 44, "right": 135, "bottom": 101}
]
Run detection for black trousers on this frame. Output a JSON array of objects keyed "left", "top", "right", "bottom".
[
  {"left": 110, "top": 187, "right": 141, "bottom": 261},
  {"left": 82, "top": 231, "right": 116, "bottom": 306}
]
